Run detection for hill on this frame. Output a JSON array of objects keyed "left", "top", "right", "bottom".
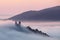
[{"left": 9, "top": 6, "right": 60, "bottom": 21}]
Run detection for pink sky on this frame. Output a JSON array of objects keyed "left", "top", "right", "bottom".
[{"left": 0, "top": 0, "right": 60, "bottom": 18}]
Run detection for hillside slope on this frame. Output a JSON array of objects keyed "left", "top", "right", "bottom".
[{"left": 9, "top": 6, "right": 60, "bottom": 21}]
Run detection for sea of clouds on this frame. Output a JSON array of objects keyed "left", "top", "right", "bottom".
[{"left": 0, "top": 21, "right": 59, "bottom": 40}]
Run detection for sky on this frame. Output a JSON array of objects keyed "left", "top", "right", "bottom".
[{"left": 0, "top": 0, "right": 60, "bottom": 18}]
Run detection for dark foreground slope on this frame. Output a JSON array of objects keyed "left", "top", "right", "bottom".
[{"left": 9, "top": 6, "right": 60, "bottom": 21}]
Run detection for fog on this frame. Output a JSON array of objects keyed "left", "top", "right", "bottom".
[{"left": 0, "top": 21, "right": 60, "bottom": 40}]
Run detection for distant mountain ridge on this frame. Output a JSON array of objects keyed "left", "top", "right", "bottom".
[{"left": 9, "top": 6, "right": 60, "bottom": 21}]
